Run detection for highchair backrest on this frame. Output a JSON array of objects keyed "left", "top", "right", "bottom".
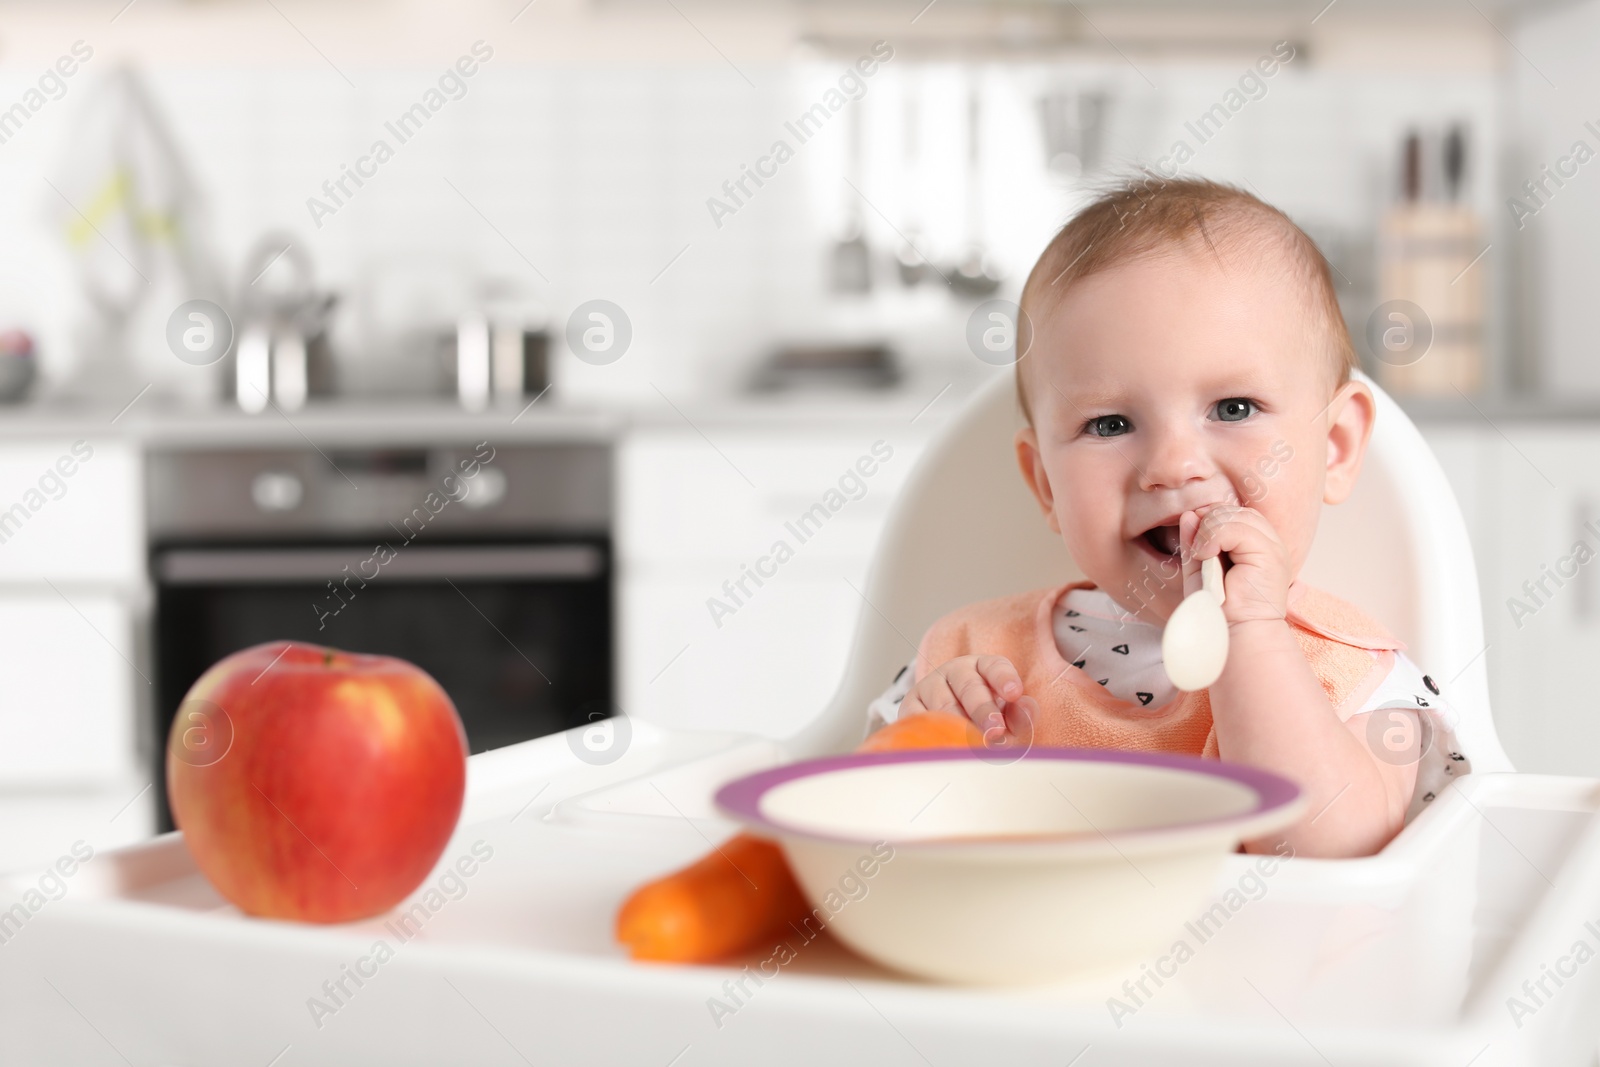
[{"left": 787, "top": 367, "right": 1513, "bottom": 774}]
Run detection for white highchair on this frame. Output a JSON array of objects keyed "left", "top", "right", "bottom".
[
  {"left": 5, "top": 372, "right": 1598, "bottom": 1067},
  {"left": 791, "top": 368, "right": 1514, "bottom": 772}
]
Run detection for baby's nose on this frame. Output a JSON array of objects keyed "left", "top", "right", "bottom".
[{"left": 1138, "top": 426, "right": 1214, "bottom": 490}]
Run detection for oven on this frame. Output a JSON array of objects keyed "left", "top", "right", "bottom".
[{"left": 146, "top": 440, "right": 612, "bottom": 831}]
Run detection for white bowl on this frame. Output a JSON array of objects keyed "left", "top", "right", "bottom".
[{"left": 714, "top": 747, "right": 1305, "bottom": 985}]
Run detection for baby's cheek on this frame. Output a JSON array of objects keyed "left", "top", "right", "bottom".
[
  {"left": 1051, "top": 467, "right": 1140, "bottom": 578},
  {"left": 1056, "top": 480, "right": 1112, "bottom": 539},
  {"left": 1253, "top": 485, "right": 1319, "bottom": 567},
  {"left": 1055, "top": 508, "right": 1109, "bottom": 563}
]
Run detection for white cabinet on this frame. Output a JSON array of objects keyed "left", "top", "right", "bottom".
[
  {"left": 0, "top": 594, "right": 138, "bottom": 785},
  {"left": 618, "top": 424, "right": 929, "bottom": 738},
  {"left": 622, "top": 572, "right": 870, "bottom": 738},
  {"left": 0, "top": 439, "right": 141, "bottom": 584},
  {"left": 1422, "top": 420, "right": 1600, "bottom": 777},
  {"left": 619, "top": 431, "right": 913, "bottom": 565},
  {"left": 0, "top": 437, "right": 145, "bottom": 871},
  {"left": 1479, "top": 426, "right": 1600, "bottom": 776}
]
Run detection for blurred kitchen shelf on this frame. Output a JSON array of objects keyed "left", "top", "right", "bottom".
[
  {"left": 0, "top": 384, "right": 973, "bottom": 445},
  {"left": 780, "top": 0, "right": 1573, "bottom": 14},
  {"left": 1398, "top": 392, "right": 1600, "bottom": 424},
  {"left": 785, "top": 0, "right": 1565, "bottom": 62}
]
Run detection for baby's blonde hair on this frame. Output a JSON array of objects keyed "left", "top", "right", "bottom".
[{"left": 1016, "top": 175, "right": 1357, "bottom": 423}]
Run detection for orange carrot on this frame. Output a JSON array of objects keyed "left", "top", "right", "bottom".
[
  {"left": 616, "top": 832, "right": 804, "bottom": 963},
  {"left": 615, "top": 711, "right": 977, "bottom": 963},
  {"left": 855, "top": 708, "right": 982, "bottom": 753}
]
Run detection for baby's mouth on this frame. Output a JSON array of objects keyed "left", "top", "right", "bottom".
[{"left": 1139, "top": 524, "right": 1181, "bottom": 560}]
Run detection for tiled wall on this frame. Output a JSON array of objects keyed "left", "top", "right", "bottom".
[{"left": 0, "top": 39, "right": 1501, "bottom": 404}]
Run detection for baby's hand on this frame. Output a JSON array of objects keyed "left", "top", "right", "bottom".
[
  {"left": 900, "top": 655, "right": 1037, "bottom": 737},
  {"left": 1181, "top": 504, "right": 1292, "bottom": 626}
]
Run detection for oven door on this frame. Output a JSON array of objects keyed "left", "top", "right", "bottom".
[{"left": 152, "top": 538, "right": 611, "bottom": 830}]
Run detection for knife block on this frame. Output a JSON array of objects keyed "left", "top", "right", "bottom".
[{"left": 1374, "top": 203, "right": 1485, "bottom": 396}]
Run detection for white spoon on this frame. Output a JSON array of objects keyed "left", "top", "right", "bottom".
[{"left": 1162, "top": 555, "right": 1229, "bottom": 692}]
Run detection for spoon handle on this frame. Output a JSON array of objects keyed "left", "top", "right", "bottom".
[{"left": 1201, "top": 555, "right": 1225, "bottom": 605}]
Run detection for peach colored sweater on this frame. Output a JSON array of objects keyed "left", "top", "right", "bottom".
[{"left": 914, "top": 580, "right": 1404, "bottom": 758}]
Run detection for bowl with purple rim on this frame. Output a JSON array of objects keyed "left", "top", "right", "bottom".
[{"left": 714, "top": 747, "right": 1305, "bottom": 985}]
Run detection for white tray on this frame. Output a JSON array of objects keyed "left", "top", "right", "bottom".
[{"left": 3, "top": 723, "right": 1598, "bottom": 1067}]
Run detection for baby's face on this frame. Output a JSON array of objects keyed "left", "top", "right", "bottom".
[{"left": 1017, "top": 243, "right": 1355, "bottom": 623}]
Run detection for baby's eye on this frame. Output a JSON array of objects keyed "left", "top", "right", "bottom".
[
  {"left": 1213, "top": 398, "right": 1255, "bottom": 423},
  {"left": 1085, "top": 414, "right": 1132, "bottom": 438}
]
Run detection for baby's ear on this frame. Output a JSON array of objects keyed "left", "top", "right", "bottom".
[
  {"left": 1323, "top": 380, "right": 1376, "bottom": 505},
  {"left": 1014, "top": 426, "right": 1061, "bottom": 534}
]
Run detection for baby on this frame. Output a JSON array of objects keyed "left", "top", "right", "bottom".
[{"left": 868, "top": 178, "right": 1469, "bottom": 859}]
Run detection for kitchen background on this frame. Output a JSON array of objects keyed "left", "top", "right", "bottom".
[{"left": 0, "top": 0, "right": 1596, "bottom": 869}]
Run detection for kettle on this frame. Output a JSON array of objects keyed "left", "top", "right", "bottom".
[{"left": 231, "top": 233, "right": 338, "bottom": 412}]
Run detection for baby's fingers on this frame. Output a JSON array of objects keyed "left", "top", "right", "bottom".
[
  {"left": 1180, "top": 510, "right": 1203, "bottom": 598},
  {"left": 945, "top": 661, "right": 1007, "bottom": 731},
  {"left": 973, "top": 655, "right": 1024, "bottom": 703},
  {"left": 897, "top": 686, "right": 931, "bottom": 720},
  {"left": 900, "top": 674, "right": 958, "bottom": 720},
  {"left": 1002, "top": 694, "right": 1038, "bottom": 743}
]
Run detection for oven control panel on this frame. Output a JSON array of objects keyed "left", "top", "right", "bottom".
[{"left": 147, "top": 443, "right": 610, "bottom": 539}]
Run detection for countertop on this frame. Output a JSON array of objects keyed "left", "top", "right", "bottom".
[
  {"left": 0, "top": 380, "right": 1590, "bottom": 448},
  {"left": 1383, "top": 394, "right": 1600, "bottom": 425},
  {"left": 0, "top": 383, "right": 966, "bottom": 448}
]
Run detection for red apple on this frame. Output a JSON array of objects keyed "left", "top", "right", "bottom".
[{"left": 167, "top": 641, "right": 468, "bottom": 923}]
